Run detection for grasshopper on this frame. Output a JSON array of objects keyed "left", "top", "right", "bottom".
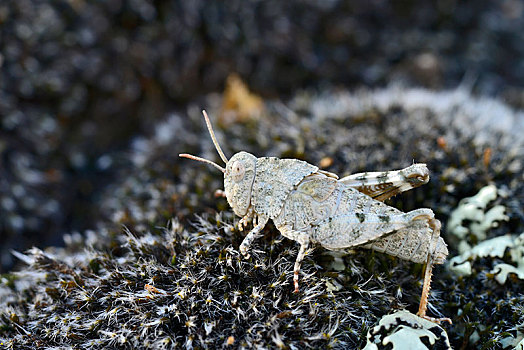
[{"left": 180, "top": 111, "right": 450, "bottom": 323}]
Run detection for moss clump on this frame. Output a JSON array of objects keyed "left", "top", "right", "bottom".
[
  {"left": 1, "top": 87, "right": 523, "bottom": 348},
  {"left": 1, "top": 216, "right": 412, "bottom": 348}
]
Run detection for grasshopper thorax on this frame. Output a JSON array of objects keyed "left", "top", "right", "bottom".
[{"left": 224, "top": 151, "right": 257, "bottom": 216}]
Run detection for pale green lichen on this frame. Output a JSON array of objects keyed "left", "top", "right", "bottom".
[
  {"left": 500, "top": 324, "right": 524, "bottom": 350},
  {"left": 491, "top": 264, "right": 524, "bottom": 285},
  {"left": 449, "top": 232, "right": 524, "bottom": 285},
  {"left": 492, "top": 232, "right": 524, "bottom": 285},
  {"left": 363, "top": 310, "right": 451, "bottom": 350},
  {"left": 447, "top": 185, "right": 509, "bottom": 253}
]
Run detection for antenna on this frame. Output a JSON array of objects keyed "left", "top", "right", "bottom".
[
  {"left": 202, "top": 110, "right": 229, "bottom": 164},
  {"left": 179, "top": 153, "right": 225, "bottom": 173}
]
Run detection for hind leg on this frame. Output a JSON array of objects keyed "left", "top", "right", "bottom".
[
  {"left": 415, "top": 217, "right": 452, "bottom": 324},
  {"left": 363, "top": 209, "right": 451, "bottom": 324},
  {"left": 339, "top": 163, "right": 430, "bottom": 201}
]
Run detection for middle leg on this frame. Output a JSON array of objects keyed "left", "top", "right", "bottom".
[
  {"left": 239, "top": 215, "right": 269, "bottom": 258},
  {"left": 278, "top": 226, "right": 312, "bottom": 292}
]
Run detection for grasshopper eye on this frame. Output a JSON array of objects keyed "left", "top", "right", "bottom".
[{"left": 230, "top": 160, "right": 245, "bottom": 182}]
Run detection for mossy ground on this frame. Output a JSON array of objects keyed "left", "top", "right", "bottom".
[{"left": 1, "top": 87, "right": 523, "bottom": 348}]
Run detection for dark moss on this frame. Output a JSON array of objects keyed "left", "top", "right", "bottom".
[{"left": 1, "top": 87, "right": 523, "bottom": 348}]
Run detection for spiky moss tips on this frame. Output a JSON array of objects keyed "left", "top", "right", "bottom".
[
  {"left": 97, "top": 87, "right": 524, "bottom": 348},
  {"left": 0, "top": 216, "right": 410, "bottom": 349},
  {"left": 1, "top": 87, "right": 523, "bottom": 348}
]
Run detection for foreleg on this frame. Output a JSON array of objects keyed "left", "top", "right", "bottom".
[
  {"left": 239, "top": 215, "right": 268, "bottom": 258},
  {"left": 238, "top": 207, "right": 255, "bottom": 232}
]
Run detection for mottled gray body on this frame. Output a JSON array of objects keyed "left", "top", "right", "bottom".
[
  {"left": 180, "top": 111, "right": 450, "bottom": 323},
  {"left": 274, "top": 174, "right": 447, "bottom": 265}
]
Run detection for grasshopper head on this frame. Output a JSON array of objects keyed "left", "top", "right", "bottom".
[
  {"left": 179, "top": 110, "right": 256, "bottom": 217},
  {"left": 224, "top": 151, "right": 256, "bottom": 216}
]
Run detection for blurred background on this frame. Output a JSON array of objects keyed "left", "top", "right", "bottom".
[{"left": 1, "top": 0, "right": 523, "bottom": 272}]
